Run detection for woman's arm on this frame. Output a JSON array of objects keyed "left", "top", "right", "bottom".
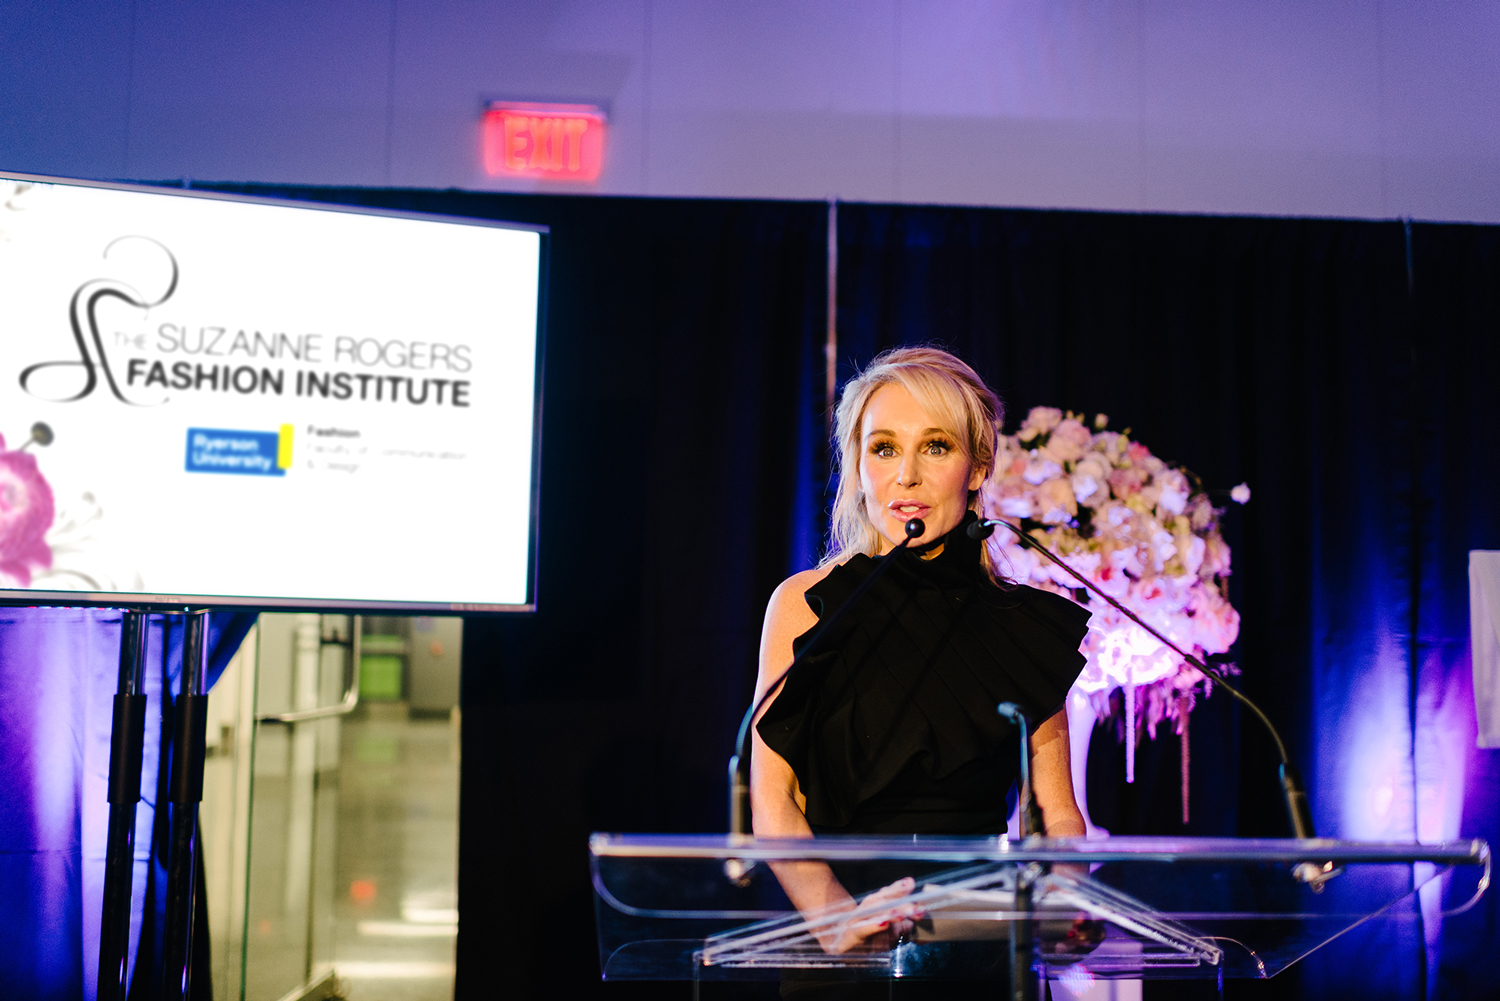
[
  {"left": 1030, "top": 707, "right": 1086, "bottom": 838},
  {"left": 750, "top": 569, "right": 847, "bottom": 908},
  {"left": 750, "top": 569, "right": 920, "bottom": 950}
]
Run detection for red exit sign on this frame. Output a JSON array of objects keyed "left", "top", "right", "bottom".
[{"left": 483, "top": 102, "right": 607, "bottom": 182}]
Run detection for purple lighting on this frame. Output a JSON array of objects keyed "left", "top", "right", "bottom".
[{"left": 0, "top": 608, "right": 252, "bottom": 1001}]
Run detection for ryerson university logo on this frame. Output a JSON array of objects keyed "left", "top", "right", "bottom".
[{"left": 19, "top": 235, "right": 179, "bottom": 406}]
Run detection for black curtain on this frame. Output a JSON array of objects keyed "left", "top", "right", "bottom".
[{"left": 452, "top": 195, "right": 828, "bottom": 1001}]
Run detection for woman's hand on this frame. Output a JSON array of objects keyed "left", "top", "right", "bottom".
[
  {"left": 1039, "top": 913, "right": 1106, "bottom": 956},
  {"left": 819, "top": 876, "right": 925, "bottom": 954}
]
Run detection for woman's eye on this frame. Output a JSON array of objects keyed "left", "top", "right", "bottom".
[
  {"left": 925, "top": 440, "right": 952, "bottom": 456},
  {"left": 871, "top": 442, "right": 897, "bottom": 458}
]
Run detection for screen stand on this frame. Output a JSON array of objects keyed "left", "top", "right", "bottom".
[
  {"left": 97, "top": 610, "right": 149, "bottom": 1001},
  {"left": 161, "top": 609, "right": 211, "bottom": 1001}
]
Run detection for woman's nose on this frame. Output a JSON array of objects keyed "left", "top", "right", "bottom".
[{"left": 896, "top": 456, "right": 920, "bottom": 486}]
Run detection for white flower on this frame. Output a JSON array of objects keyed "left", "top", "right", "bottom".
[
  {"left": 1151, "top": 530, "right": 1177, "bottom": 571},
  {"left": 1071, "top": 455, "right": 1111, "bottom": 508},
  {"left": 1156, "top": 469, "right": 1189, "bottom": 516},
  {"left": 1022, "top": 458, "right": 1063, "bottom": 485},
  {"left": 1230, "top": 482, "right": 1251, "bottom": 504},
  {"left": 1180, "top": 535, "right": 1206, "bottom": 577},
  {"left": 998, "top": 495, "right": 1033, "bottom": 518}
]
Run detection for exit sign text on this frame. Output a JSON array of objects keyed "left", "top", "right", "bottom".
[{"left": 483, "top": 103, "right": 606, "bottom": 182}]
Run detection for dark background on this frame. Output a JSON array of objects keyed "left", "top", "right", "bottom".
[{"left": 208, "top": 185, "right": 1500, "bottom": 999}]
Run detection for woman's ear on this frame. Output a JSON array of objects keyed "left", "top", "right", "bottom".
[{"left": 967, "top": 465, "right": 986, "bottom": 491}]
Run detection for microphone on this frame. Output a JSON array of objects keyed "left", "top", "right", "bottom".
[
  {"left": 726, "top": 517, "right": 926, "bottom": 852},
  {"left": 997, "top": 702, "right": 1045, "bottom": 839},
  {"left": 970, "top": 517, "right": 1333, "bottom": 883}
]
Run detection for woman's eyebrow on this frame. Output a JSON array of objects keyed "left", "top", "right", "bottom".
[{"left": 863, "top": 427, "right": 951, "bottom": 439}]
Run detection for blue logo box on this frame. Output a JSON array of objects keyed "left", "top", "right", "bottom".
[{"left": 185, "top": 428, "right": 286, "bottom": 476}]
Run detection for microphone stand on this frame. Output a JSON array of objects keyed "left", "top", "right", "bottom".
[
  {"left": 970, "top": 518, "right": 1334, "bottom": 886},
  {"left": 997, "top": 702, "right": 1044, "bottom": 839},
  {"left": 727, "top": 517, "right": 927, "bottom": 845}
]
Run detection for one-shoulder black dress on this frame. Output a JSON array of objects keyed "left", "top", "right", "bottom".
[{"left": 758, "top": 511, "right": 1092, "bottom": 837}]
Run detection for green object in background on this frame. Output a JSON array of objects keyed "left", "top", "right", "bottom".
[{"left": 360, "top": 653, "right": 404, "bottom": 701}]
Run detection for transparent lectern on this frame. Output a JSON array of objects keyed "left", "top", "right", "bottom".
[{"left": 591, "top": 834, "right": 1490, "bottom": 997}]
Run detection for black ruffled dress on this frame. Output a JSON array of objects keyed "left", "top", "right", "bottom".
[{"left": 758, "top": 512, "right": 1091, "bottom": 836}]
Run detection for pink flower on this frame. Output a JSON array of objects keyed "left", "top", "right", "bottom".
[
  {"left": 1107, "top": 466, "right": 1144, "bottom": 497},
  {"left": 1017, "top": 406, "right": 1063, "bottom": 443},
  {"left": 1043, "top": 418, "right": 1092, "bottom": 464},
  {"left": 1205, "top": 535, "right": 1233, "bottom": 578},
  {"left": 1091, "top": 560, "right": 1132, "bottom": 598},
  {"left": 1036, "top": 477, "right": 1078, "bottom": 524},
  {"left": 1126, "top": 441, "right": 1152, "bottom": 464},
  {"left": 0, "top": 435, "right": 55, "bottom": 586},
  {"left": 1189, "top": 588, "right": 1241, "bottom": 652}
]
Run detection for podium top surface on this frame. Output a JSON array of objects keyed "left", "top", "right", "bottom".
[
  {"left": 589, "top": 833, "right": 1492, "bottom": 982},
  {"left": 589, "top": 832, "right": 1490, "bottom": 867}
]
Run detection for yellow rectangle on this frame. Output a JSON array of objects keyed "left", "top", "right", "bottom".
[{"left": 277, "top": 424, "right": 294, "bottom": 469}]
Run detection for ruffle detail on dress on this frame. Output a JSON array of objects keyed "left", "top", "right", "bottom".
[{"left": 757, "top": 512, "right": 1091, "bottom": 830}]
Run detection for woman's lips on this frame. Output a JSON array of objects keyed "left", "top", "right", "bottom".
[{"left": 887, "top": 501, "right": 931, "bottom": 519}]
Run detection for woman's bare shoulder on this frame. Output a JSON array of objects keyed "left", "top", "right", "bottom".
[
  {"left": 767, "top": 564, "right": 837, "bottom": 610},
  {"left": 760, "top": 564, "right": 838, "bottom": 672}
]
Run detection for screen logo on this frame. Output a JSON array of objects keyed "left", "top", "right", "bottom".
[
  {"left": 184, "top": 425, "right": 292, "bottom": 477},
  {"left": 19, "top": 235, "right": 178, "bottom": 406}
]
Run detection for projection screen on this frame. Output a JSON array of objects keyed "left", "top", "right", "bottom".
[{"left": 0, "top": 173, "right": 545, "bottom": 612}]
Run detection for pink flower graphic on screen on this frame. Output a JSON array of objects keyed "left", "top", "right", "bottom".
[{"left": 0, "top": 433, "right": 55, "bottom": 586}]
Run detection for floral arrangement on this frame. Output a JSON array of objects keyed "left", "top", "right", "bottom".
[{"left": 979, "top": 407, "right": 1247, "bottom": 785}]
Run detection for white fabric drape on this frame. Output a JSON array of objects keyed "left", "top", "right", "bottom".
[{"left": 1469, "top": 551, "right": 1500, "bottom": 748}]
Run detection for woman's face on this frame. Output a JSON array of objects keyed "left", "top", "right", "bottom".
[{"left": 859, "top": 383, "right": 982, "bottom": 554}]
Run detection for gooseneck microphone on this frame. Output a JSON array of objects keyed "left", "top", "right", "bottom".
[
  {"left": 728, "top": 517, "right": 927, "bottom": 838},
  {"left": 969, "top": 518, "right": 1325, "bottom": 864},
  {"left": 997, "top": 702, "right": 1045, "bottom": 839}
]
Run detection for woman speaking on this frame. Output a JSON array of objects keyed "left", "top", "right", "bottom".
[{"left": 749, "top": 346, "right": 1091, "bottom": 962}]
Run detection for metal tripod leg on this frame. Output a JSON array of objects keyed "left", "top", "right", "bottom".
[
  {"left": 98, "top": 610, "right": 151, "bottom": 1001},
  {"left": 161, "top": 610, "right": 210, "bottom": 1001}
]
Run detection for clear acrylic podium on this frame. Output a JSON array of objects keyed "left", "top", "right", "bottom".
[{"left": 591, "top": 834, "right": 1490, "bottom": 994}]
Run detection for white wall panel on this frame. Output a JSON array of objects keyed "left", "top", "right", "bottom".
[
  {"left": 643, "top": 0, "right": 899, "bottom": 200},
  {"left": 0, "top": 2, "right": 134, "bottom": 180},
  {"left": 124, "top": 0, "right": 393, "bottom": 184},
  {"left": 1377, "top": 0, "right": 1500, "bottom": 222},
  {"left": 898, "top": 1, "right": 1143, "bottom": 207},
  {"left": 1138, "top": 2, "right": 1386, "bottom": 218}
]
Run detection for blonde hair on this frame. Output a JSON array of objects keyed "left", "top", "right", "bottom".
[{"left": 823, "top": 346, "right": 1005, "bottom": 574}]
